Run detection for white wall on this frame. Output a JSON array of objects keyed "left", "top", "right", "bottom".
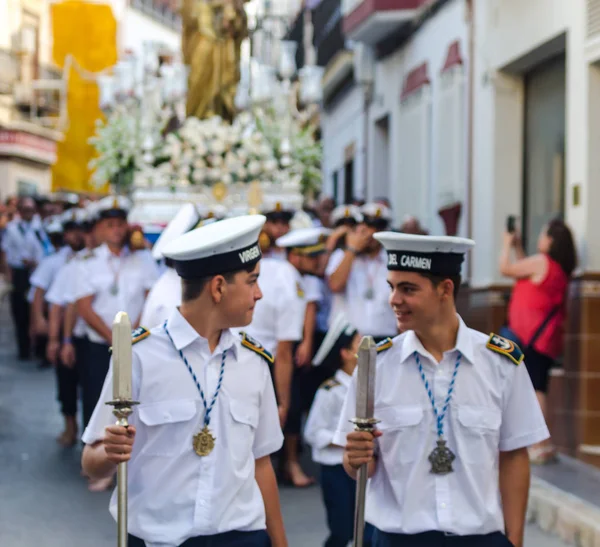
[
  {"left": 366, "top": 0, "right": 469, "bottom": 235},
  {"left": 321, "top": 84, "right": 365, "bottom": 201},
  {"left": 0, "top": 158, "right": 51, "bottom": 199},
  {"left": 121, "top": 8, "right": 181, "bottom": 57}
]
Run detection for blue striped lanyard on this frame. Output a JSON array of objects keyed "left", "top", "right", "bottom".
[
  {"left": 163, "top": 321, "right": 227, "bottom": 429},
  {"left": 414, "top": 351, "right": 461, "bottom": 438}
]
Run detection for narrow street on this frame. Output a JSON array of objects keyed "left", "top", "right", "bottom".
[{"left": 0, "top": 333, "right": 571, "bottom": 546}]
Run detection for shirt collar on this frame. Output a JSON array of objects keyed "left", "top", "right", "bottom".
[
  {"left": 335, "top": 368, "right": 353, "bottom": 387},
  {"left": 164, "top": 308, "right": 238, "bottom": 360},
  {"left": 399, "top": 315, "right": 475, "bottom": 366}
]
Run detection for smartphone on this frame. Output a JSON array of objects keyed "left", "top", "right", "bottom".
[{"left": 506, "top": 215, "right": 516, "bottom": 234}]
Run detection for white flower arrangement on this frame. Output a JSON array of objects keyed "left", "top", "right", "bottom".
[
  {"left": 88, "top": 103, "right": 170, "bottom": 191},
  {"left": 90, "top": 105, "right": 322, "bottom": 197}
]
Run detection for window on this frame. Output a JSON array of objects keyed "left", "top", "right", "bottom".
[
  {"left": 332, "top": 170, "right": 339, "bottom": 203},
  {"left": 344, "top": 159, "right": 354, "bottom": 204},
  {"left": 397, "top": 86, "right": 432, "bottom": 228},
  {"left": 435, "top": 66, "right": 466, "bottom": 219}
]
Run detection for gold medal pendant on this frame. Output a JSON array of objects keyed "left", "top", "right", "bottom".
[{"left": 193, "top": 425, "right": 216, "bottom": 457}]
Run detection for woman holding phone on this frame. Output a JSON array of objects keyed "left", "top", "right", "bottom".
[{"left": 500, "top": 217, "right": 577, "bottom": 464}]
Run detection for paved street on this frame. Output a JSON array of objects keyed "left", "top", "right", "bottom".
[{"left": 0, "top": 335, "right": 572, "bottom": 547}]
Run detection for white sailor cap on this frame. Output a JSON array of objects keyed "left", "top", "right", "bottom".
[
  {"left": 361, "top": 203, "right": 392, "bottom": 227},
  {"left": 201, "top": 204, "right": 228, "bottom": 223},
  {"left": 289, "top": 210, "right": 315, "bottom": 231},
  {"left": 275, "top": 227, "right": 331, "bottom": 256},
  {"left": 313, "top": 314, "right": 358, "bottom": 367},
  {"left": 152, "top": 203, "right": 201, "bottom": 260},
  {"left": 331, "top": 204, "right": 363, "bottom": 226},
  {"left": 96, "top": 195, "right": 131, "bottom": 220},
  {"left": 162, "top": 215, "right": 266, "bottom": 279},
  {"left": 374, "top": 232, "right": 475, "bottom": 276},
  {"left": 60, "top": 209, "right": 82, "bottom": 230},
  {"left": 46, "top": 216, "right": 64, "bottom": 234},
  {"left": 260, "top": 198, "right": 295, "bottom": 221}
]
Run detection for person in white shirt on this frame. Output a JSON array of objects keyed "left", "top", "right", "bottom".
[
  {"left": 46, "top": 212, "right": 100, "bottom": 447},
  {"left": 75, "top": 196, "right": 159, "bottom": 489},
  {"left": 259, "top": 200, "right": 294, "bottom": 261},
  {"left": 81, "top": 215, "right": 287, "bottom": 547},
  {"left": 326, "top": 203, "right": 398, "bottom": 342},
  {"left": 270, "top": 227, "right": 330, "bottom": 488},
  {"left": 30, "top": 213, "right": 84, "bottom": 356},
  {"left": 304, "top": 314, "right": 374, "bottom": 547},
  {"left": 2, "top": 197, "right": 39, "bottom": 359},
  {"left": 335, "top": 233, "right": 549, "bottom": 547},
  {"left": 140, "top": 203, "right": 200, "bottom": 329}
]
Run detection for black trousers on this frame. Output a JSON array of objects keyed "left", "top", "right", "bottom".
[
  {"left": 372, "top": 530, "right": 514, "bottom": 547},
  {"left": 321, "top": 464, "right": 374, "bottom": 547},
  {"left": 9, "top": 267, "right": 31, "bottom": 359},
  {"left": 128, "top": 530, "right": 271, "bottom": 547},
  {"left": 56, "top": 356, "right": 79, "bottom": 417},
  {"left": 81, "top": 340, "right": 111, "bottom": 430}
]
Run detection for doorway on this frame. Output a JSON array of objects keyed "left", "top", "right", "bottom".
[{"left": 523, "top": 56, "right": 566, "bottom": 253}]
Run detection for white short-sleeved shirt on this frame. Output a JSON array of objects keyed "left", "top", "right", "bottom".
[
  {"left": 304, "top": 369, "right": 351, "bottom": 466},
  {"left": 140, "top": 267, "right": 182, "bottom": 329},
  {"left": 30, "top": 246, "right": 73, "bottom": 292},
  {"left": 333, "top": 317, "right": 549, "bottom": 536},
  {"left": 82, "top": 309, "right": 283, "bottom": 546},
  {"left": 242, "top": 258, "right": 306, "bottom": 356},
  {"left": 74, "top": 244, "right": 159, "bottom": 344},
  {"left": 302, "top": 274, "right": 322, "bottom": 304},
  {"left": 1, "top": 219, "right": 38, "bottom": 267},
  {"left": 46, "top": 248, "right": 93, "bottom": 338},
  {"left": 325, "top": 248, "right": 397, "bottom": 337}
]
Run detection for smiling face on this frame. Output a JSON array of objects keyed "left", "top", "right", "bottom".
[{"left": 387, "top": 271, "right": 455, "bottom": 333}]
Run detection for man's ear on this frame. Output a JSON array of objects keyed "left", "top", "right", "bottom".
[
  {"left": 210, "top": 275, "right": 227, "bottom": 303},
  {"left": 440, "top": 278, "right": 454, "bottom": 300}
]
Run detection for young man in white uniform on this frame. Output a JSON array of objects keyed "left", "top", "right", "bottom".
[
  {"left": 335, "top": 233, "right": 549, "bottom": 547},
  {"left": 140, "top": 203, "right": 200, "bottom": 328},
  {"left": 81, "top": 215, "right": 287, "bottom": 547},
  {"left": 326, "top": 203, "right": 397, "bottom": 342},
  {"left": 75, "top": 196, "right": 159, "bottom": 435}
]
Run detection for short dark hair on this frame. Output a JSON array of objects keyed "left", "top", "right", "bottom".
[
  {"left": 546, "top": 219, "right": 577, "bottom": 277},
  {"left": 421, "top": 273, "right": 462, "bottom": 300},
  {"left": 181, "top": 263, "right": 257, "bottom": 302}
]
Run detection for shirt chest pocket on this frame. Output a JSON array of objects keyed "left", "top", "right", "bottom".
[
  {"left": 137, "top": 400, "right": 197, "bottom": 457},
  {"left": 377, "top": 406, "right": 425, "bottom": 465},
  {"left": 452, "top": 405, "right": 501, "bottom": 464},
  {"left": 228, "top": 399, "right": 259, "bottom": 461}
]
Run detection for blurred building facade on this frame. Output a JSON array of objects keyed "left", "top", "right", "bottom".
[
  {"left": 0, "top": 0, "right": 179, "bottom": 199},
  {"left": 469, "top": 0, "right": 600, "bottom": 468},
  {"left": 316, "top": 0, "right": 600, "bottom": 468}
]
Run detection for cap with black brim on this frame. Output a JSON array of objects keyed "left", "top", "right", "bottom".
[
  {"left": 162, "top": 215, "right": 267, "bottom": 280},
  {"left": 373, "top": 232, "right": 475, "bottom": 276},
  {"left": 312, "top": 314, "right": 358, "bottom": 367}
]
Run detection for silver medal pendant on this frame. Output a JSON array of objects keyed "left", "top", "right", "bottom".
[
  {"left": 364, "top": 288, "right": 374, "bottom": 300},
  {"left": 428, "top": 439, "right": 456, "bottom": 475}
]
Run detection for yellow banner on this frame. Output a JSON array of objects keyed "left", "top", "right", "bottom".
[{"left": 51, "top": 1, "right": 117, "bottom": 194}]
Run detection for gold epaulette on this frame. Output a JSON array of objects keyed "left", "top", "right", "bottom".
[
  {"left": 319, "top": 378, "right": 341, "bottom": 391},
  {"left": 376, "top": 337, "right": 394, "bottom": 353},
  {"left": 486, "top": 333, "right": 523, "bottom": 365},
  {"left": 132, "top": 327, "right": 150, "bottom": 345},
  {"left": 239, "top": 332, "right": 274, "bottom": 364}
]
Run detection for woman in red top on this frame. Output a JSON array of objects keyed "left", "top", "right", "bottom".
[{"left": 500, "top": 219, "right": 577, "bottom": 464}]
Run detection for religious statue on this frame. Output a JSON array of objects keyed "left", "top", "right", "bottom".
[{"left": 181, "top": 0, "right": 248, "bottom": 123}]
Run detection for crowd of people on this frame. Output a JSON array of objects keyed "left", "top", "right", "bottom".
[{"left": 0, "top": 190, "right": 577, "bottom": 547}]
